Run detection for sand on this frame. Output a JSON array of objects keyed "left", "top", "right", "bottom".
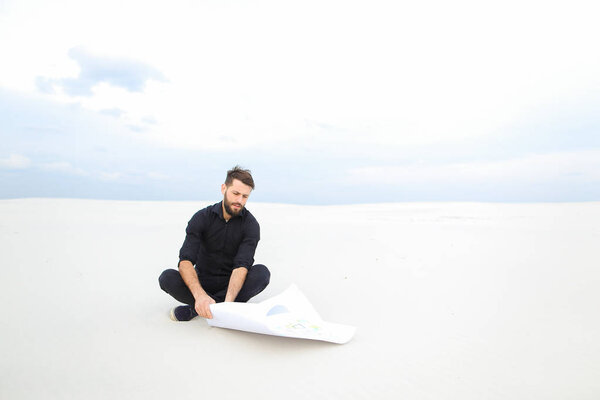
[{"left": 1, "top": 198, "right": 599, "bottom": 399}]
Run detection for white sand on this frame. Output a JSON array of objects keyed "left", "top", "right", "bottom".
[{"left": 1, "top": 198, "right": 599, "bottom": 399}]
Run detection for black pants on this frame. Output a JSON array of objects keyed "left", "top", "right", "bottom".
[{"left": 158, "top": 264, "right": 270, "bottom": 304}]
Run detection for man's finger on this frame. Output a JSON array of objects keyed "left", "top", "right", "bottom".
[{"left": 202, "top": 304, "right": 212, "bottom": 319}]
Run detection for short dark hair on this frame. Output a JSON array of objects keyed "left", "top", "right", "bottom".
[{"left": 225, "top": 165, "right": 255, "bottom": 189}]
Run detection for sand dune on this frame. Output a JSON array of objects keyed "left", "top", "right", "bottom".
[{"left": 1, "top": 198, "right": 599, "bottom": 399}]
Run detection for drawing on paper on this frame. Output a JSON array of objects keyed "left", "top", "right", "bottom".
[{"left": 206, "top": 284, "right": 356, "bottom": 344}]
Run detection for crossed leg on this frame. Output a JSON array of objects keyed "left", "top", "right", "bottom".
[{"left": 159, "top": 264, "right": 270, "bottom": 305}]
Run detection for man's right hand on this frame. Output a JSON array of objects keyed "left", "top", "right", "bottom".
[{"left": 195, "top": 294, "right": 216, "bottom": 319}]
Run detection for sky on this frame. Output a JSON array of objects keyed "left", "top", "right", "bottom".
[{"left": 1, "top": 0, "right": 599, "bottom": 204}]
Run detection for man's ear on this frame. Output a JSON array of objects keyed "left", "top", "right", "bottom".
[{"left": 221, "top": 183, "right": 227, "bottom": 195}]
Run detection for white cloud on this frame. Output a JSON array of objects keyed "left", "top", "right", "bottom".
[
  {"left": 1, "top": 0, "right": 599, "bottom": 151},
  {"left": 0, "top": 154, "right": 31, "bottom": 169},
  {"left": 147, "top": 172, "right": 169, "bottom": 180},
  {"left": 40, "top": 161, "right": 87, "bottom": 176},
  {"left": 57, "top": 46, "right": 166, "bottom": 96},
  {"left": 99, "top": 171, "right": 123, "bottom": 181},
  {"left": 347, "top": 150, "right": 600, "bottom": 186}
]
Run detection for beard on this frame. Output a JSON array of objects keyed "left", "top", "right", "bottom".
[{"left": 223, "top": 196, "right": 243, "bottom": 217}]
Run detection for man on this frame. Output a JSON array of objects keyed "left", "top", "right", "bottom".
[{"left": 158, "top": 166, "right": 270, "bottom": 321}]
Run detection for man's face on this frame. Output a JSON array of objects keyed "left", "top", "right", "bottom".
[{"left": 221, "top": 179, "right": 252, "bottom": 217}]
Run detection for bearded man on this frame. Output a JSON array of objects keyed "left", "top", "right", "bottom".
[{"left": 158, "top": 166, "right": 270, "bottom": 321}]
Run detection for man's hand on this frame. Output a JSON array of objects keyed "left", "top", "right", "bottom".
[
  {"left": 179, "top": 260, "right": 215, "bottom": 318},
  {"left": 195, "top": 294, "right": 216, "bottom": 319}
]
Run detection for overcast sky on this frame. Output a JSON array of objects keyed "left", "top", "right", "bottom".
[{"left": 1, "top": 0, "right": 599, "bottom": 204}]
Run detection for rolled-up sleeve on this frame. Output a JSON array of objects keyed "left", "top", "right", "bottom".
[
  {"left": 233, "top": 219, "right": 260, "bottom": 270},
  {"left": 178, "top": 211, "right": 205, "bottom": 266}
]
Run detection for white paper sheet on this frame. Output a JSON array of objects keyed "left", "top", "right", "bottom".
[{"left": 206, "top": 284, "right": 356, "bottom": 344}]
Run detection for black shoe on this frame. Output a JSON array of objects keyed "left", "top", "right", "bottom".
[{"left": 169, "top": 305, "right": 198, "bottom": 321}]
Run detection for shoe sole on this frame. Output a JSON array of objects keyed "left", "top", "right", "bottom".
[{"left": 169, "top": 307, "right": 179, "bottom": 321}]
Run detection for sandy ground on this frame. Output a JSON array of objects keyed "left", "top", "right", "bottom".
[{"left": 1, "top": 198, "right": 599, "bottom": 399}]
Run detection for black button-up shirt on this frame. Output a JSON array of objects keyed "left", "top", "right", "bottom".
[{"left": 179, "top": 202, "right": 260, "bottom": 277}]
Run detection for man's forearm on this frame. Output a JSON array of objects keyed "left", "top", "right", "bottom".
[
  {"left": 225, "top": 267, "right": 248, "bottom": 302},
  {"left": 178, "top": 260, "right": 207, "bottom": 300}
]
